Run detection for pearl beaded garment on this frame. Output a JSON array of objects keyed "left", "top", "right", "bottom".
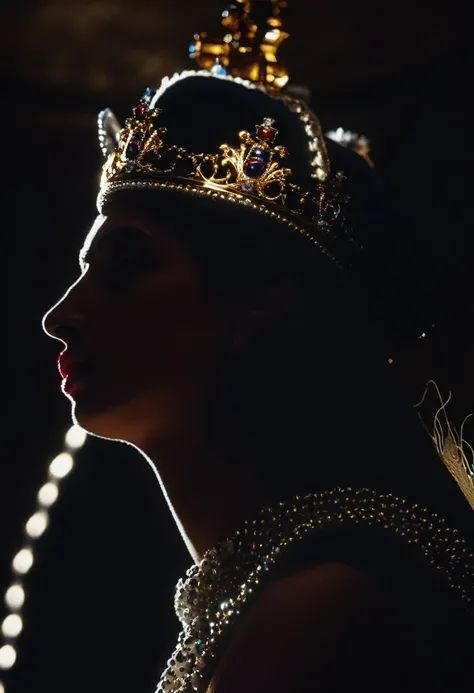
[{"left": 155, "top": 487, "right": 474, "bottom": 693}]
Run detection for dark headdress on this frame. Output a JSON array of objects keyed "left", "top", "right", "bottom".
[{"left": 97, "top": 1, "right": 383, "bottom": 273}]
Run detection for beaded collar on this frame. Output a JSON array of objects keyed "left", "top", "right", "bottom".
[{"left": 155, "top": 487, "right": 474, "bottom": 693}]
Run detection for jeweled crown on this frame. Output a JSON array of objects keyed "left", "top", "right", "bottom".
[{"left": 97, "top": 1, "right": 359, "bottom": 266}]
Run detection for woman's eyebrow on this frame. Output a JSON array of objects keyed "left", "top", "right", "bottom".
[
  {"left": 79, "top": 234, "right": 104, "bottom": 268},
  {"left": 79, "top": 225, "right": 153, "bottom": 269}
]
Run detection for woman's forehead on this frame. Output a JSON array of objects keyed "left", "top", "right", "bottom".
[
  {"left": 79, "top": 214, "right": 107, "bottom": 265},
  {"left": 80, "top": 208, "right": 152, "bottom": 252},
  {"left": 78, "top": 206, "right": 190, "bottom": 268}
]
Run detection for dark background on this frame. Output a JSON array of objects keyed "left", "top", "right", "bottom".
[{"left": 2, "top": 1, "right": 473, "bottom": 691}]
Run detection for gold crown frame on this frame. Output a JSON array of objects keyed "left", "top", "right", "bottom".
[{"left": 97, "top": 84, "right": 355, "bottom": 266}]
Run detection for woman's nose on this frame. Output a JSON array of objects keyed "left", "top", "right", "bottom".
[
  {"left": 42, "top": 273, "right": 88, "bottom": 341},
  {"left": 42, "top": 289, "right": 85, "bottom": 342},
  {"left": 43, "top": 305, "right": 85, "bottom": 342}
]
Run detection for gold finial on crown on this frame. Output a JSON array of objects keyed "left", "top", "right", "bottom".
[{"left": 189, "top": 1, "right": 289, "bottom": 89}]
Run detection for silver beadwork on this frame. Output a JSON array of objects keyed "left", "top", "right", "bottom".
[
  {"left": 154, "top": 487, "right": 474, "bottom": 693},
  {"left": 98, "top": 180, "right": 337, "bottom": 265},
  {"left": 97, "top": 108, "right": 122, "bottom": 158}
]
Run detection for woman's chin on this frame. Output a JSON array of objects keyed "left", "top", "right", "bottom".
[
  {"left": 66, "top": 384, "right": 176, "bottom": 445},
  {"left": 68, "top": 398, "right": 146, "bottom": 445}
]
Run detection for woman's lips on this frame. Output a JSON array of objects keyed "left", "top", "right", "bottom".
[
  {"left": 58, "top": 354, "right": 93, "bottom": 393},
  {"left": 62, "top": 363, "right": 93, "bottom": 394}
]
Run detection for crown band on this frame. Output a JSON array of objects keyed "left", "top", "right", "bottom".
[{"left": 98, "top": 178, "right": 337, "bottom": 260}]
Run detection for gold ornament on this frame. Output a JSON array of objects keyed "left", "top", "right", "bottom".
[
  {"left": 416, "top": 381, "right": 474, "bottom": 511},
  {"left": 190, "top": 0, "right": 289, "bottom": 90},
  {"left": 98, "top": 88, "right": 355, "bottom": 266}
]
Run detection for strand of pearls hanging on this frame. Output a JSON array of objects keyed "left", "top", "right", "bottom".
[{"left": 0, "top": 425, "right": 87, "bottom": 690}]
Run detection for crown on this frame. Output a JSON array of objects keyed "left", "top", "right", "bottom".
[
  {"left": 96, "top": 0, "right": 362, "bottom": 267},
  {"left": 97, "top": 85, "right": 356, "bottom": 266}
]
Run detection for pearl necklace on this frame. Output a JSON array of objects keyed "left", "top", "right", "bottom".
[{"left": 155, "top": 487, "right": 474, "bottom": 693}]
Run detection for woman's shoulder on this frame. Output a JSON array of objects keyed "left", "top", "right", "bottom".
[
  {"left": 208, "top": 561, "right": 436, "bottom": 693},
  {"left": 207, "top": 491, "right": 474, "bottom": 693},
  {"left": 266, "top": 488, "right": 474, "bottom": 610}
]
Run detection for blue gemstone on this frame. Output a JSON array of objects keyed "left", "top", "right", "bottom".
[
  {"left": 251, "top": 147, "right": 266, "bottom": 158},
  {"left": 245, "top": 159, "right": 265, "bottom": 178},
  {"left": 124, "top": 161, "right": 135, "bottom": 173},
  {"left": 211, "top": 61, "right": 227, "bottom": 76},
  {"left": 188, "top": 43, "right": 196, "bottom": 54},
  {"left": 249, "top": 148, "right": 269, "bottom": 165}
]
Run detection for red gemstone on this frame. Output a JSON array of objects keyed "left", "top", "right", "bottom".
[
  {"left": 133, "top": 103, "right": 147, "bottom": 118},
  {"left": 257, "top": 126, "right": 276, "bottom": 142}
]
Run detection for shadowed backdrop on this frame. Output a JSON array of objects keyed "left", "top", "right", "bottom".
[{"left": 2, "top": 2, "right": 473, "bottom": 691}]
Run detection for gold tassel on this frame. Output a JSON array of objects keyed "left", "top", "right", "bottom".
[{"left": 415, "top": 381, "right": 474, "bottom": 511}]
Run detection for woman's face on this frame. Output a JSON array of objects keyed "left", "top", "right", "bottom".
[{"left": 42, "top": 204, "right": 233, "bottom": 445}]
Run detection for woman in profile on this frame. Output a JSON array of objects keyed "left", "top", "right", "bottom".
[{"left": 42, "top": 4, "right": 473, "bottom": 692}]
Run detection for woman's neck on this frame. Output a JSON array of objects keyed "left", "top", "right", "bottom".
[
  {"left": 137, "top": 429, "right": 267, "bottom": 563},
  {"left": 136, "top": 370, "right": 473, "bottom": 564}
]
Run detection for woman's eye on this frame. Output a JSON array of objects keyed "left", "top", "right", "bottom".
[
  {"left": 89, "top": 228, "right": 157, "bottom": 287},
  {"left": 88, "top": 246, "right": 155, "bottom": 287},
  {"left": 100, "top": 254, "right": 154, "bottom": 286}
]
